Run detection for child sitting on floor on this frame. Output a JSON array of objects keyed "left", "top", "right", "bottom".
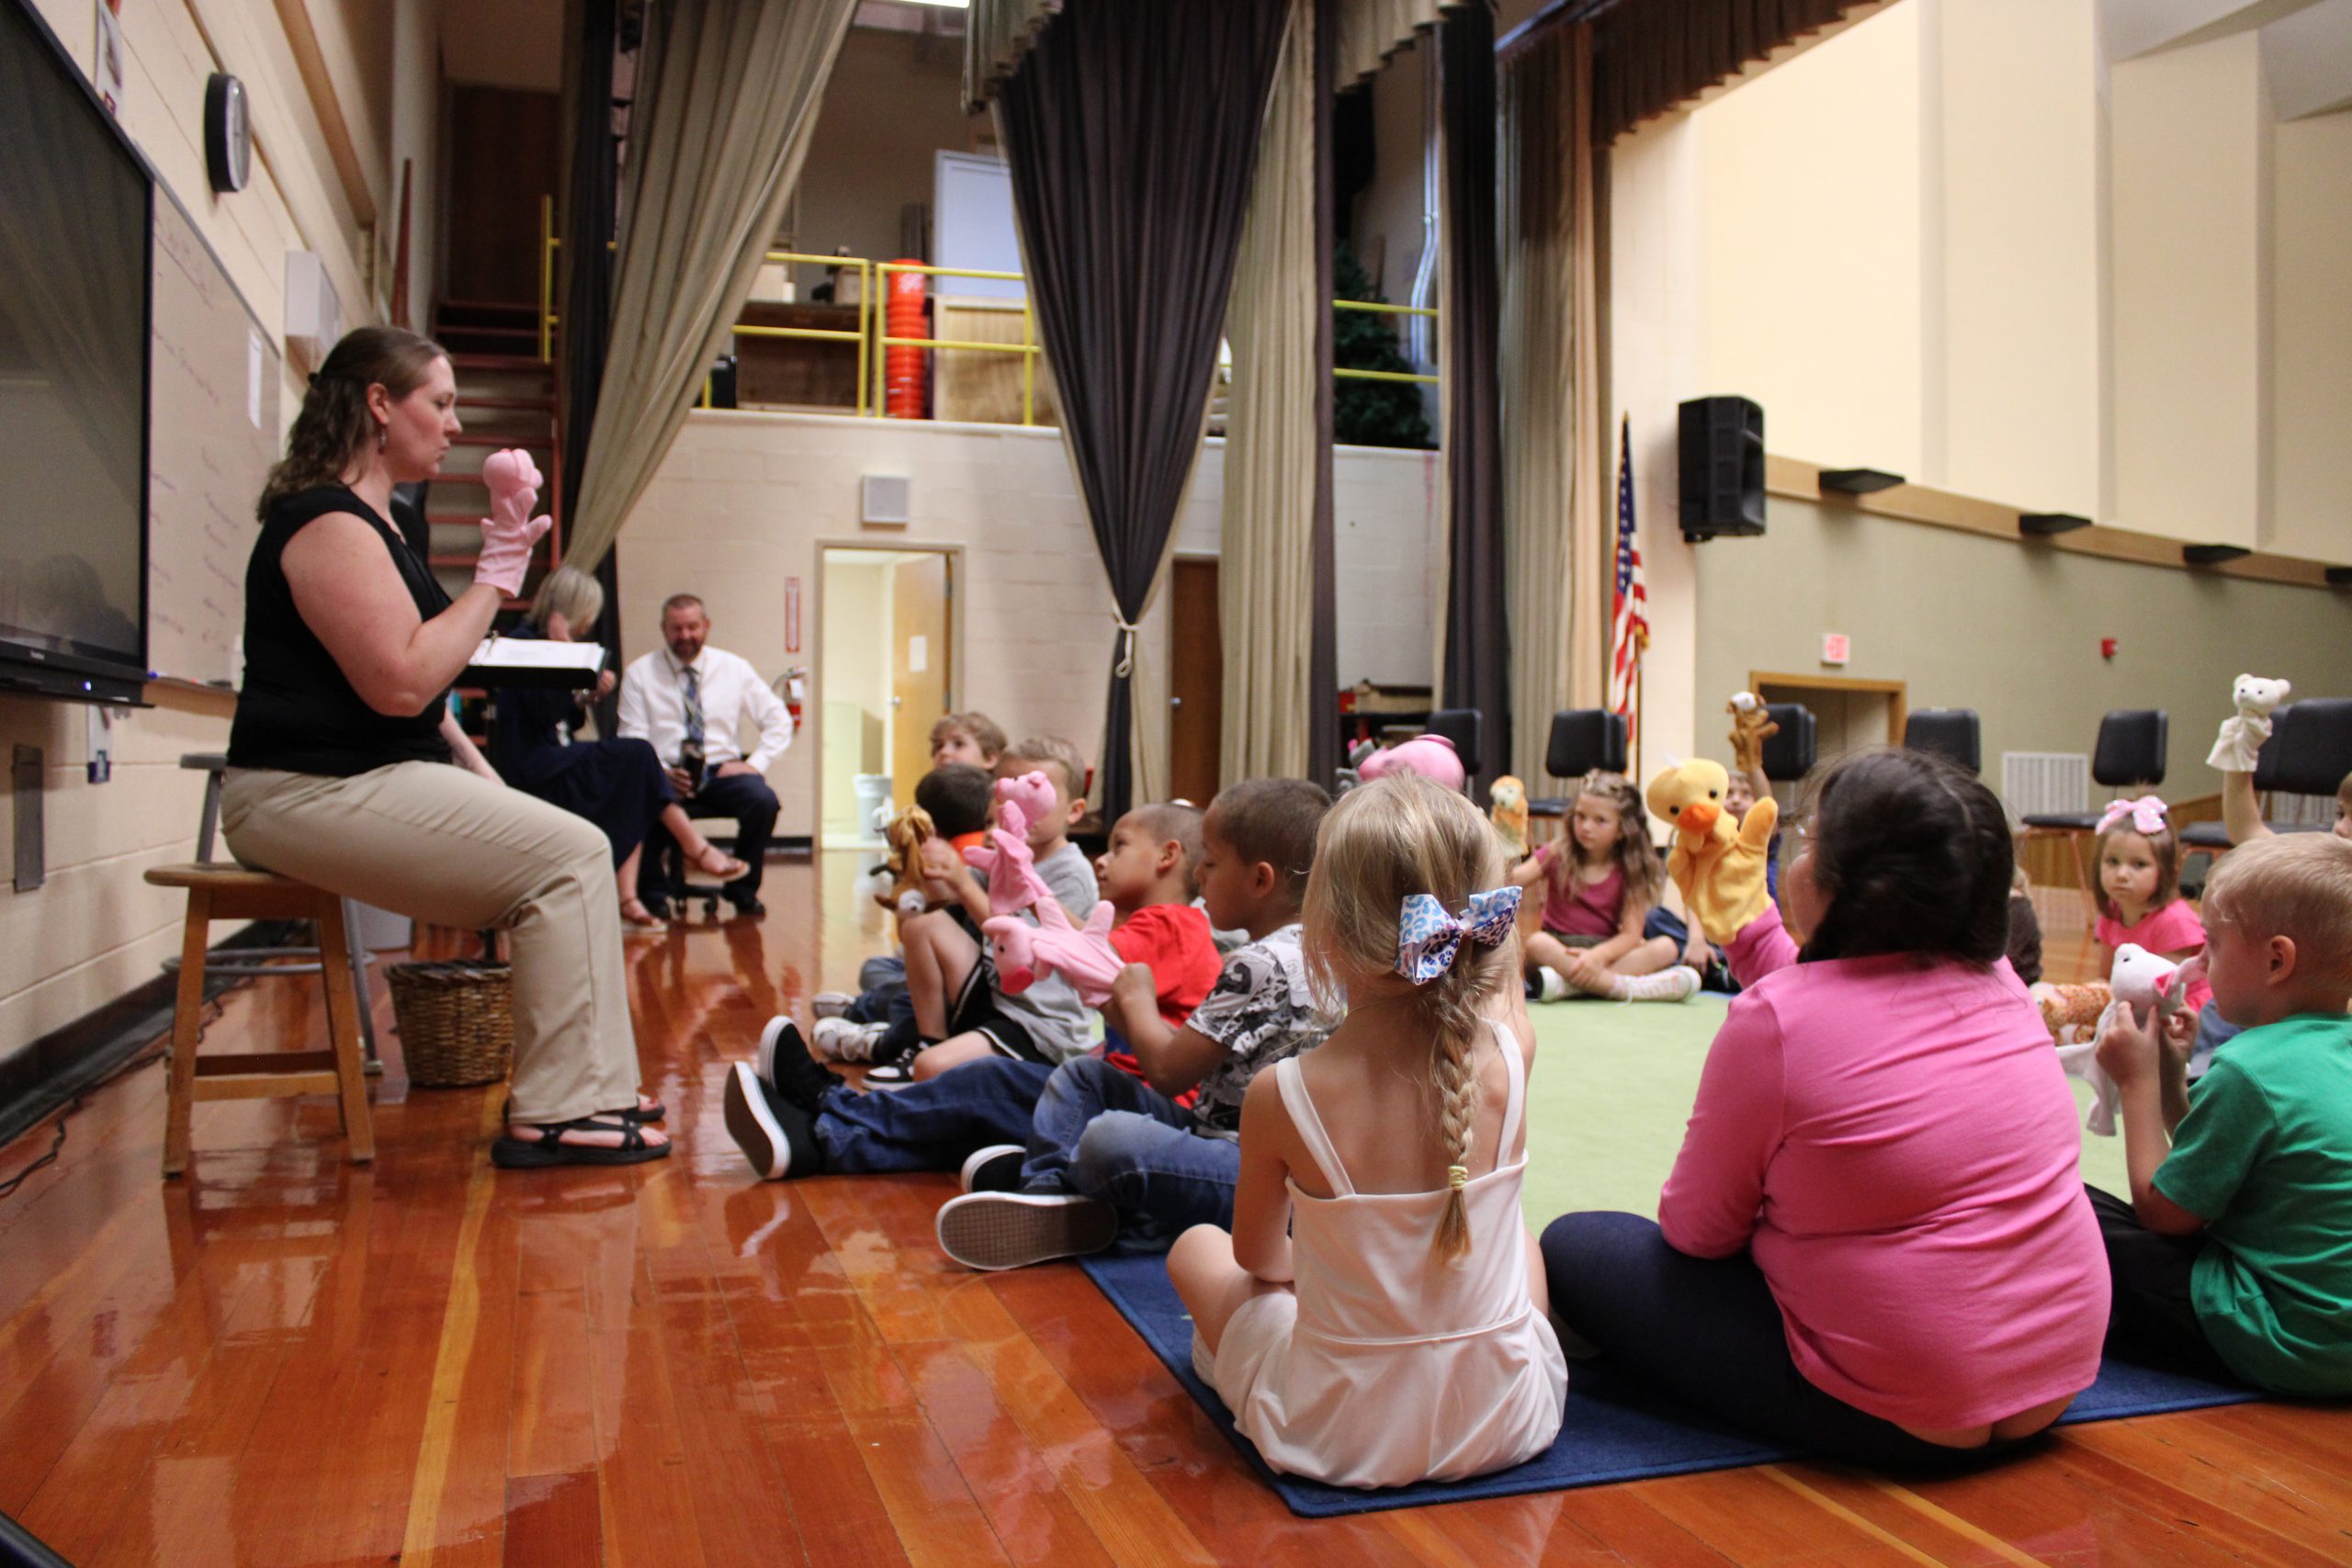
[
  {"left": 930, "top": 710, "right": 1007, "bottom": 771},
  {"left": 2088, "top": 833, "right": 2352, "bottom": 1396},
  {"left": 722, "top": 801, "right": 1218, "bottom": 1180},
  {"left": 2032, "top": 796, "right": 2211, "bottom": 1045},
  {"left": 873, "top": 738, "right": 1098, "bottom": 1084},
  {"left": 1168, "top": 773, "right": 1566, "bottom": 1490},
  {"left": 1508, "top": 771, "right": 1699, "bottom": 1002},
  {"left": 931, "top": 778, "right": 1334, "bottom": 1270}
]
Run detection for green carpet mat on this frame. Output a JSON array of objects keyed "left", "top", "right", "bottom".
[{"left": 1519, "top": 995, "right": 2131, "bottom": 1228}]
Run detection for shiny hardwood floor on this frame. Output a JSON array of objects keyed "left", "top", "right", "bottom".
[{"left": 3, "top": 862, "right": 2349, "bottom": 1566}]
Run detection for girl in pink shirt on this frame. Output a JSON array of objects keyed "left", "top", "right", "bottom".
[
  {"left": 1540, "top": 749, "right": 2109, "bottom": 1466},
  {"left": 1507, "top": 773, "right": 1699, "bottom": 1003},
  {"left": 2033, "top": 796, "right": 2211, "bottom": 1038}
]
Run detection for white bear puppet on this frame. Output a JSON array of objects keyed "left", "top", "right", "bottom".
[
  {"left": 2208, "top": 673, "right": 2291, "bottom": 773},
  {"left": 2061, "top": 943, "right": 2187, "bottom": 1137}
]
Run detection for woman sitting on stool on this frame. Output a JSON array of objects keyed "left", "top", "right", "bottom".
[
  {"left": 491, "top": 566, "right": 745, "bottom": 932},
  {"left": 220, "top": 325, "right": 667, "bottom": 1168}
]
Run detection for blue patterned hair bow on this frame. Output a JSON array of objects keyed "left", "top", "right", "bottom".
[{"left": 1396, "top": 887, "right": 1522, "bottom": 985}]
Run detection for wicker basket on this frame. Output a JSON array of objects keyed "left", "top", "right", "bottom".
[{"left": 386, "top": 959, "right": 514, "bottom": 1088}]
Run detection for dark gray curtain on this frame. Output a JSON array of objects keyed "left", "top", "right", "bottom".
[
  {"left": 1308, "top": 0, "right": 1340, "bottom": 793},
  {"left": 1593, "top": 0, "right": 1864, "bottom": 142},
  {"left": 997, "top": 0, "right": 1290, "bottom": 819},
  {"left": 557, "top": 0, "right": 618, "bottom": 535},
  {"left": 1438, "top": 0, "right": 1509, "bottom": 804}
]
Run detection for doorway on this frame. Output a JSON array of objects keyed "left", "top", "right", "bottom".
[
  {"left": 820, "top": 548, "right": 954, "bottom": 850},
  {"left": 1749, "top": 671, "right": 1906, "bottom": 802},
  {"left": 1169, "top": 557, "right": 1223, "bottom": 806}
]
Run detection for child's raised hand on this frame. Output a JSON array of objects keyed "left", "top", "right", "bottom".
[
  {"left": 2094, "top": 998, "right": 2161, "bottom": 1087},
  {"left": 917, "top": 836, "right": 963, "bottom": 880}
]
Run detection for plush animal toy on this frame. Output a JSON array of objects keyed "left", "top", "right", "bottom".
[
  {"left": 2208, "top": 672, "right": 2292, "bottom": 773},
  {"left": 1726, "top": 693, "right": 1780, "bottom": 776},
  {"left": 868, "top": 804, "right": 936, "bottom": 920},
  {"left": 1359, "top": 734, "right": 1467, "bottom": 793},
  {"left": 1645, "top": 759, "right": 1780, "bottom": 944},
  {"left": 963, "top": 771, "right": 1062, "bottom": 921},
  {"left": 1488, "top": 774, "right": 1531, "bottom": 858},
  {"left": 988, "top": 896, "right": 1124, "bottom": 1006},
  {"left": 2063, "top": 943, "right": 2187, "bottom": 1137}
]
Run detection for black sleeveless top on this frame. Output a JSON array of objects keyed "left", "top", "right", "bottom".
[{"left": 226, "top": 485, "right": 455, "bottom": 775}]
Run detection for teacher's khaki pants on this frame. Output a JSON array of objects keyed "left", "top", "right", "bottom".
[{"left": 221, "top": 762, "right": 639, "bottom": 1125}]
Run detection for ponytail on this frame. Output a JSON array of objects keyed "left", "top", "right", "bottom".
[{"left": 1422, "top": 955, "right": 1485, "bottom": 1263}]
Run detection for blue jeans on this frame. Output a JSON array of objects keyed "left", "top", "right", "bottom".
[
  {"left": 846, "top": 956, "right": 907, "bottom": 1024},
  {"left": 813, "top": 1057, "right": 1051, "bottom": 1173},
  {"left": 1023, "top": 1055, "right": 1241, "bottom": 1249},
  {"left": 2187, "top": 1000, "right": 2243, "bottom": 1080}
]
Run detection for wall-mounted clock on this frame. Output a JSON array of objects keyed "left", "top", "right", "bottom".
[{"left": 204, "top": 73, "right": 251, "bottom": 193}]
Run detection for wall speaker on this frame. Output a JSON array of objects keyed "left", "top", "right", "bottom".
[
  {"left": 1678, "top": 396, "right": 1765, "bottom": 542},
  {"left": 862, "top": 473, "right": 912, "bottom": 526}
]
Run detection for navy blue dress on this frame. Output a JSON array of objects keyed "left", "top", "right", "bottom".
[{"left": 488, "top": 632, "right": 676, "bottom": 869}]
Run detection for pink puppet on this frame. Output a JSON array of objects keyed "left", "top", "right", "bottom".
[
  {"left": 1358, "top": 734, "right": 1467, "bottom": 793},
  {"left": 962, "top": 769, "right": 1123, "bottom": 1003},
  {"left": 962, "top": 770, "right": 1061, "bottom": 920}
]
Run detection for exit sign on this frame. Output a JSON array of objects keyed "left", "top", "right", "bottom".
[{"left": 1821, "top": 633, "right": 1850, "bottom": 666}]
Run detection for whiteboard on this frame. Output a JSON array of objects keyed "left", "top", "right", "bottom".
[
  {"left": 146, "top": 187, "right": 279, "bottom": 687},
  {"left": 933, "top": 151, "right": 1025, "bottom": 301}
]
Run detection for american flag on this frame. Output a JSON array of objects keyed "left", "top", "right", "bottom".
[{"left": 1607, "top": 414, "right": 1647, "bottom": 728}]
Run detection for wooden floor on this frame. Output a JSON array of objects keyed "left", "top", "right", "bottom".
[{"left": 4, "top": 859, "right": 2350, "bottom": 1567}]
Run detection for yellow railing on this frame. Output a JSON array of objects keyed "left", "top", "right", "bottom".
[{"left": 536, "top": 197, "right": 1441, "bottom": 417}]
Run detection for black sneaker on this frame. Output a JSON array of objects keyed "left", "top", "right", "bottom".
[
  {"left": 959, "top": 1143, "right": 1026, "bottom": 1193},
  {"left": 723, "top": 1062, "right": 824, "bottom": 1180},
  {"left": 755, "top": 1016, "right": 843, "bottom": 1113},
  {"left": 935, "top": 1191, "right": 1119, "bottom": 1271}
]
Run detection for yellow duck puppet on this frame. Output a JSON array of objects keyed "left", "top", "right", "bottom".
[{"left": 1645, "top": 760, "right": 1778, "bottom": 945}]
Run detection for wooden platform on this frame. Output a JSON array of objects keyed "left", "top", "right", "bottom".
[{"left": 3, "top": 858, "right": 2349, "bottom": 1566}]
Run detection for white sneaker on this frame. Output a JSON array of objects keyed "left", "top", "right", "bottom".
[
  {"left": 1534, "top": 967, "right": 1570, "bottom": 1003},
  {"left": 1612, "top": 964, "right": 1702, "bottom": 1002},
  {"left": 935, "top": 1191, "right": 1119, "bottom": 1271},
  {"left": 811, "top": 991, "right": 855, "bottom": 1019},
  {"left": 959, "top": 1143, "right": 1026, "bottom": 1193},
  {"left": 811, "top": 1016, "right": 888, "bottom": 1062}
]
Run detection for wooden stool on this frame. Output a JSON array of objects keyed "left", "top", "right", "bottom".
[{"left": 143, "top": 863, "right": 376, "bottom": 1178}]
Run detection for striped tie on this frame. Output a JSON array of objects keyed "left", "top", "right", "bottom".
[{"left": 681, "top": 666, "right": 705, "bottom": 746}]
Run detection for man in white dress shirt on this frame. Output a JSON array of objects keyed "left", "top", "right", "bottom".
[{"left": 617, "top": 593, "right": 793, "bottom": 917}]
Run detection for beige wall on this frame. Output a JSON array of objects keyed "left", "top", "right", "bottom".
[
  {"left": 2269, "top": 109, "right": 2352, "bottom": 562},
  {"left": 1693, "top": 497, "right": 2352, "bottom": 796},
  {"left": 5, "top": 1, "right": 435, "bottom": 1064},
  {"left": 613, "top": 412, "right": 1444, "bottom": 839}
]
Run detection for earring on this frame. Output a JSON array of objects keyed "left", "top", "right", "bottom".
[{"left": 377, "top": 423, "right": 388, "bottom": 453}]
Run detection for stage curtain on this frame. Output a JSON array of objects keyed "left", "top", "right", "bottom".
[
  {"left": 964, "top": 0, "right": 1059, "bottom": 110},
  {"left": 1337, "top": 0, "right": 1457, "bottom": 85},
  {"left": 555, "top": 0, "right": 616, "bottom": 535},
  {"left": 1594, "top": 0, "right": 1867, "bottom": 142},
  {"left": 996, "top": 0, "right": 1289, "bottom": 820},
  {"left": 1498, "top": 21, "right": 1605, "bottom": 787},
  {"left": 561, "top": 0, "right": 856, "bottom": 571}
]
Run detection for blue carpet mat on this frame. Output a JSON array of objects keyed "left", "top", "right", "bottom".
[{"left": 1081, "top": 1253, "right": 2262, "bottom": 1517}]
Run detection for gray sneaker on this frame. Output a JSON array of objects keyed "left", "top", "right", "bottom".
[
  {"left": 810, "top": 990, "right": 855, "bottom": 1019},
  {"left": 935, "top": 1191, "right": 1119, "bottom": 1271},
  {"left": 811, "top": 1016, "right": 889, "bottom": 1063}
]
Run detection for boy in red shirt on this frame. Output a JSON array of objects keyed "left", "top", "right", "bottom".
[{"left": 725, "top": 802, "right": 1219, "bottom": 1181}]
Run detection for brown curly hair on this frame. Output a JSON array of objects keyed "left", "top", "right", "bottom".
[
  {"left": 257, "top": 326, "right": 447, "bottom": 520},
  {"left": 1549, "top": 770, "right": 1666, "bottom": 916}
]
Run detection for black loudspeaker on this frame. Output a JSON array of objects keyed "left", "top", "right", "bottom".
[{"left": 1679, "top": 396, "right": 1765, "bottom": 541}]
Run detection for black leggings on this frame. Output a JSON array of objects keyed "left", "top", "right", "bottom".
[
  {"left": 1541, "top": 1211, "right": 2050, "bottom": 1471},
  {"left": 2085, "top": 1185, "right": 2236, "bottom": 1381}
]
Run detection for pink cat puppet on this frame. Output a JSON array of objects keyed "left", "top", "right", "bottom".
[
  {"left": 987, "top": 896, "right": 1124, "bottom": 1006},
  {"left": 962, "top": 770, "right": 1061, "bottom": 919}
]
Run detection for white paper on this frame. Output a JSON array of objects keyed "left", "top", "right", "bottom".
[
  {"left": 907, "top": 634, "right": 929, "bottom": 673},
  {"left": 469, "top": 638, "right": 606, "bottom": 671}
]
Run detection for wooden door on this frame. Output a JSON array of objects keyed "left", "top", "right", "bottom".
[
  {"left": 444, "top": 87, "right": 560, "bottom": 305},
  {"left": 888, "top": 554, "right": 950, "bottom": 804},
  {"left": 1169, "top": 558, "right": 1223, "bottom": 806}
]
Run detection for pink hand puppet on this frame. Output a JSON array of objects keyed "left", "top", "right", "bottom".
[
  {"left": 962, "top": 770, "right": 1061, "bottom": 920},
  {"left": 987, "top": 897, "right": 1123, "bottom": 1006},
  {"left": 475, "top": 448, "right": 550, "bottom": 596},
  {"left": 1359, "top": 734, "right": 1466, "bottom": 793}
]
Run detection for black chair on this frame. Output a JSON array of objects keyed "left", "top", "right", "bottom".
[
  {"left": 1758, "top": 703, "right": 1817, "bottom": 782},
  {"left": 1903, "top": 709, "right": 1981, "bottom": 775},
  {"left": 2182, "top": 698, "right": 2352, "bottom": 851},
  {"left": 1526, "top": 709, "right": 1630, "bottom": 827},
  {"left": 2019, "top": 708, "right": 2168, "bottom": 895},
  {"left": 1423, "top": 707, "right": 1483, "bottom": 784}
]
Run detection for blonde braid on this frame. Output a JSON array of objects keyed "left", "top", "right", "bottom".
[{"left": 1423, "top": 958, "right": 1483, "bottom": 1263}]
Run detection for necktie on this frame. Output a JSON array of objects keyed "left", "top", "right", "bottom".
[{"left": 681, "top": 666, "right": 705, "bottom": 746}]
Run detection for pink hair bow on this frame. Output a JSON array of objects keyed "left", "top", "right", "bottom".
[{"left": 2097, "top": 795, "right": 2168, "bottom": 836}]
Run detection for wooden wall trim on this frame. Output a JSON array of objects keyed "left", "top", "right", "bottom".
[
  {"left": 267, "top": 0, "right": 379, "bottom": 231},
  {"left": 1765, "top": 455, "right": 2346, "bottom": 591}
]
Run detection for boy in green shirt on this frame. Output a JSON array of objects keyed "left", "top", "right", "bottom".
[{"left": 2091, "top": 833, "right": 2352, "bottom": 1395}]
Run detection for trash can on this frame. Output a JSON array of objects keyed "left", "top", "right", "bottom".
[{"left": 851, "top": 773, "right": 895, "bottom": 848}]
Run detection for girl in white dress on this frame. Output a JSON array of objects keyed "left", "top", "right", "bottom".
[{"left": 1168, "top": 773, "right": 1567, "bottom": 1489}]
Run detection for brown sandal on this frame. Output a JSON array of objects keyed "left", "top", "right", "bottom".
[
  {"left": 690, "top": 844, "right": 750, "bottom": 881},
  {"left": 620, "top": 897, "right": 668, "bottom": 932}
]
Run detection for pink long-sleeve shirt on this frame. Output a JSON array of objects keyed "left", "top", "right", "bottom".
[{"left": 1659, "top": 905, "right": 2109, "bottom": 1429}]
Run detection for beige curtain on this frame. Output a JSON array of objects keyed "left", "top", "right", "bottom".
[
  {"left": 562, "top": 0, "right": 857, "bottom": 571},
  {"left": 964, "top": 0, "right": 1061, "bottom": 110},
  {"left": 1498, "top": 22, "right": 1605, "bottom": 786},
  {"left": 1218, "top": 0, "right": 1318, "bottom": 786},
  {"left": 1337, "top": 0, "right": 1457, "bottom": 86}
]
